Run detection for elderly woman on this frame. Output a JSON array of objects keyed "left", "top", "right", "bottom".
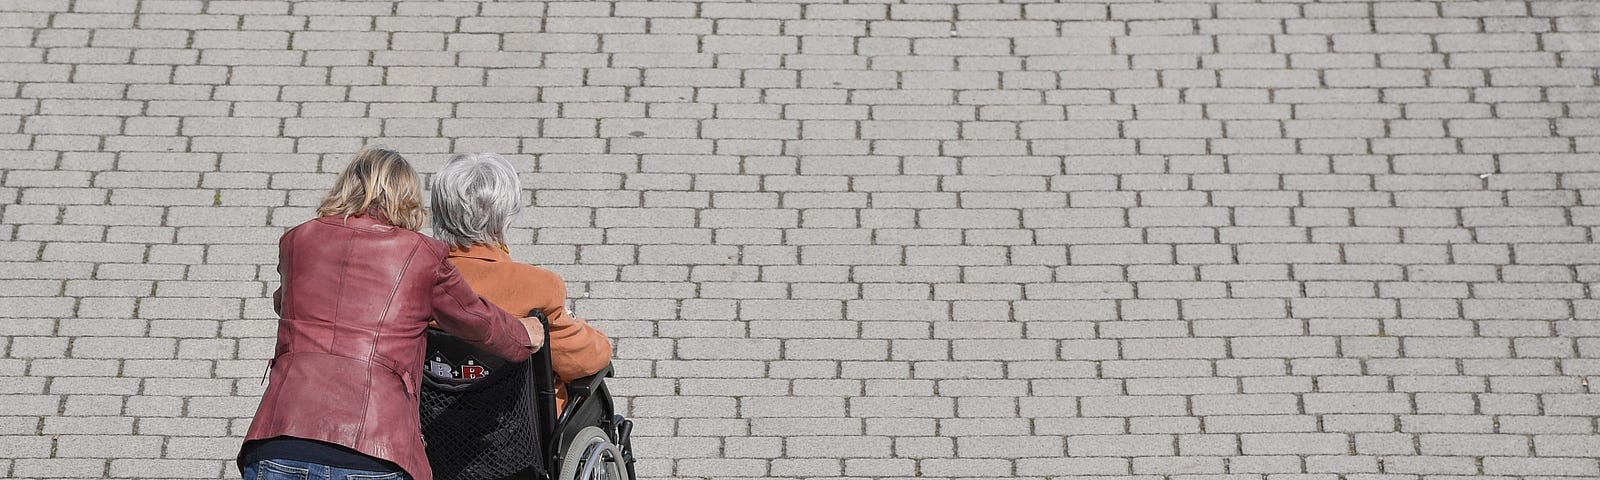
[
  {"left": 430, "top": 152, "right": 613, "bottom": 412},
  {"left": 239, "top": 148, "right": 544, "bottom": 480}
]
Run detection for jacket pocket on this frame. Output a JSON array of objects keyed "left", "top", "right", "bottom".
[
  {"left": 400, "top": 369, "right": 416, "bottom": 399},
  {"left": 370, "top": 354, "right": 416, "bottom": 400}
]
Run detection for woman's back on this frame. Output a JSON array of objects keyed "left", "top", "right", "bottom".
[{"left": 274, "top": 214, "right": 440, "bottom": 353}]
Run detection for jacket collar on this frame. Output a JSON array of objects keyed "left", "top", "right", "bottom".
[
  {"left": 317, "top": 208, "right": 394, "bottom": 232},
  {"left": 448, "top": 243, "right": 508, "bottom": 262}
]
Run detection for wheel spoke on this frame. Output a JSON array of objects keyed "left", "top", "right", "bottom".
[
  {"left": 560, "top": 427, "right": 627, "bottom": 480},
  {"left": 576, "top": 438, "right": 605, "bottom": 480}
]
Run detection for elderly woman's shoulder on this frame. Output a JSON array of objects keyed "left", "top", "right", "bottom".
[
  {"left": 507, "top": 260, "right": 565, "bottom": 283},
  {"left": 496, "top": 257, "right": 566, "bottom": 286}
]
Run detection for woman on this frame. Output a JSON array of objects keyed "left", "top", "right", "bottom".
[
  {"left": 430, "top": 152, "right": 612, "bottom": 413},
  {"left": 238, "top": 148, "right": 544, "bottom": 480}
]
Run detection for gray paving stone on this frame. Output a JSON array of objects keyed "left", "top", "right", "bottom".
[{"left": 5, "top": 1, "right": 1600, "bottom": 479}]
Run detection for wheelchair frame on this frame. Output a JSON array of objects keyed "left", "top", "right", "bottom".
[{"left": 531, "top": 311, "right": 636, "bottom": 480}]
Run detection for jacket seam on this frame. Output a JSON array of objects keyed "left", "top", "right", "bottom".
[
  {"left": 357, "top": 236, "right": 423, "bottom": 443},
  {"left": 445, "top": 277, "right": 507, "bottom": 346},
  {"left": 316, "top": 215, "right": 393, "bottom": 233},
  {"left": 333, "top": 227, "right": 358, "bottom": 440},
  {"left": 373, "top": 239, "right": 422, "bottom": 380}
]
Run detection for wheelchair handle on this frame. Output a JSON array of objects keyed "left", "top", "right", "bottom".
[{"left": 530, "top": 309, "right": 560, "bottom": 470}]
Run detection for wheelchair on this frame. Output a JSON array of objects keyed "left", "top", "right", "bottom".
[{"left": 419, "top": 310, "right": 635, "bottom": 480}]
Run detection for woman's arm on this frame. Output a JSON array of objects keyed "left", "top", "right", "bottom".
[{"left": 431, "top": 259, "right": 543, "bottom": 361}]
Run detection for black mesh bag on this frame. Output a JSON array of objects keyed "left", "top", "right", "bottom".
[{"left": 419, "top": 329, "right": 545, "bottom": 480}]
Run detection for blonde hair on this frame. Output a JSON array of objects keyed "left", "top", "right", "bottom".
[{"left": 317, "top": 147, "right": 426, "bottom": 230}]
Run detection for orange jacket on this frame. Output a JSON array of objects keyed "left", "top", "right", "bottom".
[{"left": 446, "top": 243, "right": 612, "bottom": 412}]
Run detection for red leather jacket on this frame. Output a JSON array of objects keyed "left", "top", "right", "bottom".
[{"left": 242, "top": 213, "right": 533, "bottom": 480}]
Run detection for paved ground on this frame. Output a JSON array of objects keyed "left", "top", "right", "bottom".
[{"left": 2, "top": 0, "right": 1599, "bottom": 479}]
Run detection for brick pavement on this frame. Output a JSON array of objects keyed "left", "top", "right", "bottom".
[{"left": 2, "top": 0, "right": 1599, "bottom": 478}]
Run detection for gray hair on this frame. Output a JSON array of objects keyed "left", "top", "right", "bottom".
[{"left": 430, "top": 153, "right": 524, "bottom": 249}]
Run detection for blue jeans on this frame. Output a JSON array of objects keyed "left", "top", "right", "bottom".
[{"left": 242, "top": 459, "right": 408, "bottom": 480}]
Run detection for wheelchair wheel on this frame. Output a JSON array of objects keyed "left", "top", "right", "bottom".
[{"left": 558, "top": 426, "right": 629, "bottom": 480}]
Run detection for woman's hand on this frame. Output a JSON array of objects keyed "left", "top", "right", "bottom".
[{"left": 520, "top": 317, "right": 546, "bottom": 352}]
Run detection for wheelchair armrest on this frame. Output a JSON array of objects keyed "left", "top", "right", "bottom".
[{"left": 567, "top": 363, "right": 613, "bottom": 398}]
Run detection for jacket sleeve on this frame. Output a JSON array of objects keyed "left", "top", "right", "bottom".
[
  {"left": 431, "top": 258, "right": 534, "bottom": 362},
  {"left": 542, "top": 278, "right": 612, "bottom": 382}
]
